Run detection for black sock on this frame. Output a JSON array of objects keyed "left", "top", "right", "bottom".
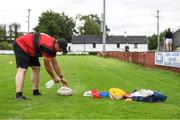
[{"left": 16, "top": 92, "right": 22, "bottom": 97}]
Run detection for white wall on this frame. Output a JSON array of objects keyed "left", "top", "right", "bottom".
[
  {"left": 124, "top": 44, "right": 148, "bottom": 52},
  {"left": 68, "top": 43, "right": 148, "bottom": 52},
  {"left": 70, "top": 44, "right": 102, "bottom": 52},
  {"left": 105, "top": 44, "right": 123, "bottom": 51},
  {"left": 132, "top": 44, "right": 148, "bottom": 52}
]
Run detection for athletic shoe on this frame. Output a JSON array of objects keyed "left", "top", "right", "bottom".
[
  {"left": 16, "top": 96, "right": 27, "bottom": 100},
  {"left": 33, "top": 90, "right": 42, "bottom": 96}
]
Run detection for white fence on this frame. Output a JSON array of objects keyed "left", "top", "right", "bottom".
[{"left": 0, "top": 50, "right": 14, "bottom": 54}]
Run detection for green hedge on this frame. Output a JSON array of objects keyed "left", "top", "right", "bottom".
[
  {"left": 88, "top": 51, "right": 98, "bottom": 55},
  {"left": 0, "top": 41, "right": 13, "bottom": 50}
]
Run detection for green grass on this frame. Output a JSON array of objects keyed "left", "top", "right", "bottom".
[{"left": 0, "top": 55, "right": 180, "bottom": 119}]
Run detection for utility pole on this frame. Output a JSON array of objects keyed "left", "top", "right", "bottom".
[
  {"left": 102, "top": 0, "right": 106, "bottom": 52},
  {"left": 27, "top": 9, "right": 31, "bottom": 33},
  {"left": 156, "top": 10, "right": 160, "bottom": 51}
]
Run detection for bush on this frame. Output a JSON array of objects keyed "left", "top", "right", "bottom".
[
  {"left": 88, "top": 52, "right": 98, "bottom": 55},
  {"left": 0, "top": 41, "right": 13, "bottom": 50}
]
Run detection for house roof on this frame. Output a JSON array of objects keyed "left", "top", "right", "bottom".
[
  {"left": 71, "top": 35, "right": 147, "bottom": 44},
  {"left": 71, "top": 35, "right": 102, "bottom": 44},
  {"left": 172, "top": 26, "right": 180, "bottom": 33}
]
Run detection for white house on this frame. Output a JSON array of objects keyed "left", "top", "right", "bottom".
[{"left": 68, "top": 35, "right": 148, "bottom": 52}]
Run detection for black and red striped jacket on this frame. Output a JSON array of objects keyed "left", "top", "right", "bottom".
[{"left": 15, "top": 33, "right": 56, "bottom": 58}]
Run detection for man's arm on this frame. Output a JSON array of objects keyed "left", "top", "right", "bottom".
[
  {"left": 51, "top": 57, "right": 68, "bottom": 86},
  {"left": 43, "top": 57, "right": 59, "bottom": 83},
  {"left": 51, "top": 57, "right": 62, "bottom": 77}
]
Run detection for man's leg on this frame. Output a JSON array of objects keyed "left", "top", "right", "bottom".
[
  {"left": 169, "top": 39, "right": 173, "bottom": 51},
  {"left": 31, "top": 66, "right": 41, "bottom": 96},
  {"left": 15, "top": 68, "right": 27, "bottom": 99},
  {"left": 165, "top": 39, "right": 169, "bottom": 52},
  {"left": 169, "top": 43, "right": 172, "bottom": 51},
  {"left": 31, "top": 66, "right": 40, "bottom": 90},
  {"left": 166, "top": 44, "right": 168, "bottom": 51},
  {"left": 13, "top": 42, "right": 30, "bottom": 100},
  {"left": 16, "top": 68, "right": 27, "bottom": 92}
]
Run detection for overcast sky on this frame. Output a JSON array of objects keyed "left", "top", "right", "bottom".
[{"left": 0, "top": 0, "right": 179, "bottom": 36}]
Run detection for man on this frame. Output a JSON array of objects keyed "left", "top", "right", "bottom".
[
  {"left": 165, "top": 28, "right": 173, "bottom": 51},
  {"left": 13, "top": 33, "right": 68, "bottom": 100},
  {"left": 125, "top": 43, "right": 129, "bottom": 52}
]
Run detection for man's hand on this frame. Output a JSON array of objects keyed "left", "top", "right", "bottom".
[
  {"left": 54, "top": 76, "right": 60, "bottom": 83},
  {"left": 53, "top": 76, "right": 68, "bottom": 87},
  {"left": 60, "top": 77, "right": 68, "bottom": 86}
]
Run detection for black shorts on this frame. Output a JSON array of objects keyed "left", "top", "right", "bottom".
[{"left": 13, "top": 42, "right": 40, "bottom": 69}]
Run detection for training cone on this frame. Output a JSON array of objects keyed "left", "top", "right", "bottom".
[
  {"left": 99, "top": 92, "right": 109, "bottom": 98},
  {"left": 91, "top": 89, "right": 101, "bottom": 98}
]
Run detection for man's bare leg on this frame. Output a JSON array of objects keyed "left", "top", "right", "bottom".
[
  {"left": 31, "top": 66, "right": 41, "bottom": 96},
  {"left": 15, "top": 68, "right": 27, "bottom": 99}
]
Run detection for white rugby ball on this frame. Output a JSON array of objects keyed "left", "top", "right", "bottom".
[{"left": 57, "top": 87, "right": 72, "bottom": 96}]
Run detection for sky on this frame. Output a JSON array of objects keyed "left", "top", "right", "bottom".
[{"left": 0, "top": 0, "right": 179, "bottom": 36}]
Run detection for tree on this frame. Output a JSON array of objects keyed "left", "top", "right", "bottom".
[
  {"left": 34, "top": 10, "right": 76, "bottom": 42},
  {"left": 76, "top": 14, "right": 110, "bottom": 35},
  {"left": 9, "top": 23, "right": 21, "bottom": 39},
  {"left": 0, "top": 25, "right": 3, "bottom": 36},
  {"left": 0, "top": 23, "right": 21, "bottom": 40},
  {"left": 148, "top": 30, "right": 167, "bottom": 50},
  {"left": 0, "top": 24, "right": 6, "bottom": 37},
  {"left": 0, "top": 23, "right": 22, "bottom": 50},
  {"left": 148, "top": 34, "right": 157, "bottom": 50}
]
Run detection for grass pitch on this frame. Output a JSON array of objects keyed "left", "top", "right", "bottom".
[{"left": 0, "top": 55, "right": 180, "bottom": 119}]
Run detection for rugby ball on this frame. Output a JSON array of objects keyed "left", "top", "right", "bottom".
[{"left": 57, "top": 87, "right": 72, "bottom": 96}]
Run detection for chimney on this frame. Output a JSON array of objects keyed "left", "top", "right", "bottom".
[{"left": 124, "top": 31, "right": 127, "bottom": 38}]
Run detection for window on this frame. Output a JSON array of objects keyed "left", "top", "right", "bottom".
[
  {"left": 117, "top": 43, "right": 120, "bottom": 48},
  {"left": 134, "top": 43, "right": 138, "bottom": 49},
  {"left": 93, "top": 43, "right": 96, "bottom": 48},
  {"left": 68, "top": 46, "right": 71, "bottom": 52}
]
